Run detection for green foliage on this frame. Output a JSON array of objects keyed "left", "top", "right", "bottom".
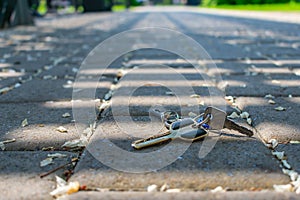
[
  {"left": 202, "top": 0, "right": 292, "bottom": 6},
  {"left": 130, "top": 0, "right": 142, "bottom": 6}
]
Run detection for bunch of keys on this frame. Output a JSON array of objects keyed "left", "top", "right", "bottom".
[{"left": 131, "top": 106, "right": 253, "bottom": 150}]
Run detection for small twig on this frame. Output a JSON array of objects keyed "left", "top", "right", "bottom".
[
  {"left": 1, "top": 138, "right": 16, "bottom": 144},
  {"left": 40, "top": 158, "right": 78, "bottom": 178}
]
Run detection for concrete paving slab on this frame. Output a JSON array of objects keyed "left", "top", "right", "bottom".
[
  {"left": 0, "top": 78, "right": 112, "bottom": 103},
  {"left": 235, "top": 97, "right": 300, "bottom": 143},
  {"left": 70, "top": 117, "right": 289, "bottom": 191},
  {"left": 125, "top": 59, "right": 199, "bottom": 69},
  {"left": 108, "top": 95, "right": 227, "bottom": 117},
  {"left": 0, "top": 151, "right": 77, "bottom": 200},
  {"left": 219, "top": 74, "right": 300, "bottom": 96},
  {"left": 211, "top": 62, "right": 292, "bottom": 76},
  {"left": 68, "top": 191, "right": 300, "bottom": 200},
  {"left": 107, "top": 67, "right": 227, "bottom": 116},
  {"left": 0, "top": 102, "right": 82, "bottom": 150},
  {"left": 130, "top": 49, "right": 183, "bottom": 61},
  {"left": 0, "top": 79, "right": 74, "bottom": 102}
]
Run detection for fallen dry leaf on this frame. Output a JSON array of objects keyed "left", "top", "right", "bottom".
[
  {"left": 53, "top": 57, "right": 65, "bottom": 66},
  {"left": 282, "top": 160, "right": 292, "bottom": 169},
  {"left": 275, "top": 106, "right": 286, "bottom": 111},
  {"left": 268, "top": 139, "right": 278, "bottom": 149},
  {"left": 294, "top": 69, "right": 300, "bottom": 76},
  {"left": 272, "top": 80, "right": 281, "bottom": 84},
  {"left": 282, "top": 169, "right": 298, "bottom": 182},
  {"left": 165, "top": 91, "right": 175, "bottom": 96},
  {"left": 264, "top": 94, "right": 275, "bottom": 99},
  {"left": 21, "top": 118, "right": 28, "bottom": 127},
  {"left": 190, "top": 94, "right": 200, "bottom": 98},
  {"left": 14, "top": 83, "right": 21, "bottom": 88},
  {"left": 0, "top": 142, "right": 5, "bottom": 150},
  {"left": 0, "top": 86, "right": 12, "bottom": 94},
  {"left": 290, "top": 141, "right": 300, "bottom": 144},
  {"left": 147, "top": 184, "right": 158, "bottom": 192},
  {"left": 44, "top": 65, "right": 53, "bottom": 70},
  {"left": 56, "top": 126, "right": 68, "bottom": 133},
  {"left": 56, "top": 176, "right": 67, "bottom": 187},
  {"left": 116, "top": 69, "right": 127, "bottom": 78},
  {"left": 99, "top": 101, "right": 110, "bottom": 111},
  {"left": 72, "top": 68, "right": 78, "bottom": 73},
  {"left": 211, "top": 186, "right": 226, "bottom": 193},
  {"left": 272, "top": 151, "right": 285, "bottom": 160},
  {"left": 198, "top": 100, "right": 205, "bottom": 106},
  {"left": 62, "top": 123, "right": 94, "bottom": 149},
  {"left": 166, "top": 189, "right": 181, "bottom": 193},
  {"left": 273, "top": 184, "right": 293, "bottom": 192},
  {"left": 64, "top": 75, "right": 74, "bottom": 80},
  {"left": 42, "top": 147, "right": 54, "bottom": 151},
  {"left": 63, "top": 80, "right": 73, "bottom": 88},
  {"left": 296, "top": 186, "right": 300, "bottom": 194},
  {"left": 110, "top": 84, "right": 118, "bottom": 91},
  {"left": 227, "top": 112, "right": 239, "bottom": 119},
  {"left": 40, "top": 157, "right": 53, "bottom": 167},
  {"left": 292, "top": 177, "right": 300, "bottom": 193},
  {"left": 160, "top": 183, "right": 169, "bottom": 192},
  {"left": 47, "top": 153, "right": 67, "bottom": 158},
  {"left": 62, "top": 113, "right": 71, "bottom": 118},
  {"left": 268, "top": 99, "right": 276, "bottom": 104},
  {"left": 50, "top": 176, "right": 80, "bottom": 197},
  {"left": 61, "top": 138, "right": 86, "bottom": 149},
  {"left": 240, "top": 112, "right": 249, "bottom": 119},
  {"left": 43, "top": 75, "right": 53, "bottom": 80},
  {"left": 246, "top": 118, "right": 252, "bottom": 125},
  {"left": 104, "top": 91, "right": 113, "bottom": 100},
  {"left": 225, "top": 96, "right": 234, "bottom": 103}
]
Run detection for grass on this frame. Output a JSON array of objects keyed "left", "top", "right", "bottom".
[
  {"left": 37, "top": 0, "right": 47, "bottom": 15},
  {"left": 37, "top": 0, "right": 84, "bottom": 14},
  {"left": 204, "top": 2, "right": 300, "bottom": 11},
  {"left": 39, "top": 0, "right": 126, "bottom": 13},
  {"left": 112, "top": 4, "right": 127, "bottom": 12}
]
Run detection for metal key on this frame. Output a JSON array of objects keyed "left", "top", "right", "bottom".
[
  {"left": 203, "top": 106, "right": 253, "bottom": 137},
  {"left": 132, "top": 118, "right": 208, "bottom": 149}
]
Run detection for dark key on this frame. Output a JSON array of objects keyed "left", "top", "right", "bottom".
[
  {"left": 204, "top": 106, "right": 253, "bottom": 137},
  {"left": 224, "top": 118, "right": 253, "bottom": 137}
]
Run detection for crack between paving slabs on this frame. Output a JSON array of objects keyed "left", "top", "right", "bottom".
[
  {"left": 231, "top": 98, "right": 300, "bottom": 194},
  {"left": 47, "top": 54, "right": 134, "bottom": 196}
]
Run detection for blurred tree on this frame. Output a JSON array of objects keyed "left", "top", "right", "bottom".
[
  {"left": 0, "top": 0, "right": 33, "bottom": 29},
  {"left": 83, "top": 0, "right": 112, "bottom": 11},
  {"left": 0, "top": 0, "right": 17, "bottom": 28},
  {"left": 13, "top": 0, "right": 34, "bottom": 26}
]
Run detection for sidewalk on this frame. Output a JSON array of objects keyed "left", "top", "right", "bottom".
[{"left": 0, "top": 7, "right": 300, "bottom": 199}]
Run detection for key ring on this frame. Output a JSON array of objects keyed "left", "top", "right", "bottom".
[
  {"left": 149, "top": 109, "right": 180, "bottom": 129},
  {"left": 192, "top": 113, "right": 211, "bottom": 129},
  {"left": 163, "top": 111, "right": 179, "bottom": 122}
]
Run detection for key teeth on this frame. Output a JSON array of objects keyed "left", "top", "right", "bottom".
[{"left": 131, "top": 143, "right": 139, "bottom": 149}]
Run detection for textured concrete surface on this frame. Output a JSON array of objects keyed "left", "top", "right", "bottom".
[
  {"left": 68, "top": 191, "right": 300, "bottom": 200},
  {"left": 0, "top": 101, "right": 81, "bottom": 150},
  {"left": 70, "top": 117, "right": 289, "bottom": 191},
  {"left": 1, "top": 6, "right": 300, "bottom": 199},
  {"left": 235, "top": 97, "right": 300, "bottom": 143},
  {"left": 0, "top": 151, "right": 77, "bottom": 200}
]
